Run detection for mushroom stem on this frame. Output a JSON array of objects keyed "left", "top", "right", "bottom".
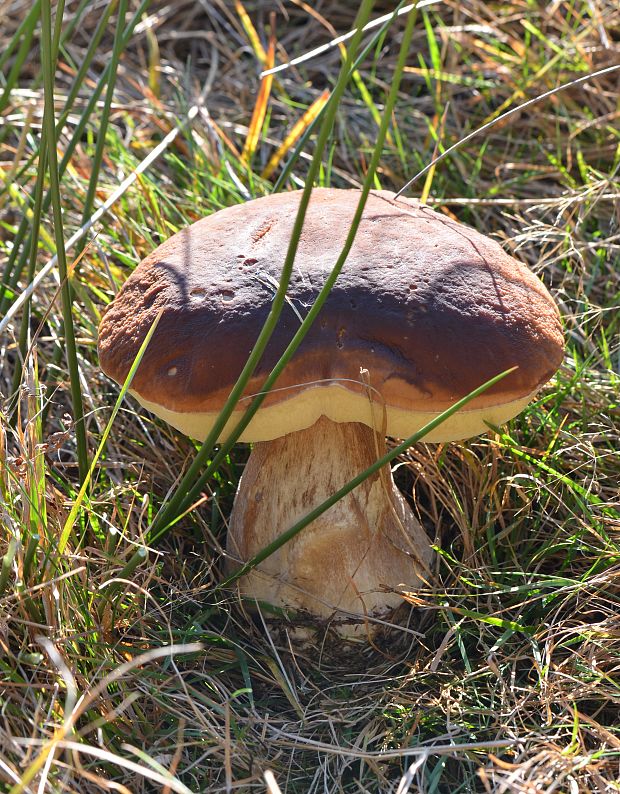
[{"left": 227, "top": 415, "right": 433, "bottom": 636}]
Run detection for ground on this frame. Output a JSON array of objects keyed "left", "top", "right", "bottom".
[{"left": 1, "top": 1, "right": 619, "bottom": 792}]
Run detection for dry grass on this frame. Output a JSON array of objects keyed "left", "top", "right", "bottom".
[{"left": 1, "top": 1, "right": 619, "bottom": 792}]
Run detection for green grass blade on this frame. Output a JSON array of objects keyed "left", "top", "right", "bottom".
[
  {"left": 40, "top": 0, "right": 89, "bottom": 483},
  {"left": 148, "top": 2, "right": 420, "bottom": 542},
  {"left": 0, "top": 1, "right": 41, "bottom": 113},
  {"left": 219, "top": 368, "right": 516, "bottom": 590},
  {"left": 0, "top": 538, "right": 17, "bottom": 596},
  {"left": 102, "top": 548, "right": 149, "bottom": 603},
  {"left": 272, "top": 0, "right": 408, "bottom": 193},
  {"left": 0, "top": 0, "right": 150, "bottom": 318},
  {"left": 0, "top": 0, "right": 40, "bottom": 72},
  {"left": 497, "top": 429, "right": 620, "bottom": 522},
  {"left": 22, "top": 533, "right": 40, "bottom": 581},
  {"left": 148, "top": 0, "right": 377, "bottom": 539},
  {"left": 55, "top": 1, "right": 119, "bottom": 141},
  {"left": 10, "top": 139, "right": 48, "bottom": 403},
  {"left": 58, "top": 0, "right": 101, "bottom": 48},
  {"left": 395, "top": 62, "right": 620, "bottom": 197},
  {"left": 58, "top": 310, "right": 164, "bottom": 553},
  {"left": 78, "top": 0, "right": 128, "bottom": 235}
]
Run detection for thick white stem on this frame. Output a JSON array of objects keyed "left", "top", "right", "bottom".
[{"left": 227, "top": 416, "right": 433, "bottom": 636}]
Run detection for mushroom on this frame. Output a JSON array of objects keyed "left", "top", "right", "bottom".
[{"left": 98, "top": 189, "right": 564, "bottom": 636}]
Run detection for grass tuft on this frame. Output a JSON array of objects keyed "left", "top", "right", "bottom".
[{"left": 1, "top": 1, "right": 619, "bottom": 791}]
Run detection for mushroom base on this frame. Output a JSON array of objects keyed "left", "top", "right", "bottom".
[{"left": 227, "top": 416, "right": 433, "bottom": 638}]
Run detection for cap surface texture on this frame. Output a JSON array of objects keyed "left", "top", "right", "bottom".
[{"left": 98, "top": 189, "right": 564, "bottom": 441}]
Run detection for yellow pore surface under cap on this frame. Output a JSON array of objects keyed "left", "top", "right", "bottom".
[{"left": 132, "top": 382, "right": 534, "bottom": 443}]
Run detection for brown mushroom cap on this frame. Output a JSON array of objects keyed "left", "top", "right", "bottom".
[{"left": 98, "top": 189, "right": 564, "bottom": 442}]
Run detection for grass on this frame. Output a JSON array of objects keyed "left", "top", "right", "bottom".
[{"left": 1, "top": 1, "right": 620, "bottom": 792}]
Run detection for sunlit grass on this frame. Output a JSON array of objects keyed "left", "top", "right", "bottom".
[{"left": 1, "top": 1, "right": 619, "bottom": 792}]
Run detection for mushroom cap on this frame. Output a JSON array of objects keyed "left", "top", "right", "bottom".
[{"left": 98, "top": 189, "right": 564, "bottom": 442}]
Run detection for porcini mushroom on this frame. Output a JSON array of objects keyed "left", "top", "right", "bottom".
[{"left": 98, "top": 189, "right": 564, "bottom": 636}]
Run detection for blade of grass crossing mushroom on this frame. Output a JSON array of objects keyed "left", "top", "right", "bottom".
[
  {"left": 148, "top": 2, "right": 418, "bottom": 543},
  {"left": 147, "top": 0, "right": 377, "bottom": 540},
  {"left": 39, "top": 0, "right": 90, "bottom": 484},
  {"left": 25, "top": 352, "right": 48, "bottom": 543},
  {"left": 149, "top": 0, "right": 414, "bottom": 539},
  {"left": 219, "top": 368, "right": 516, "bottom": 590}
]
